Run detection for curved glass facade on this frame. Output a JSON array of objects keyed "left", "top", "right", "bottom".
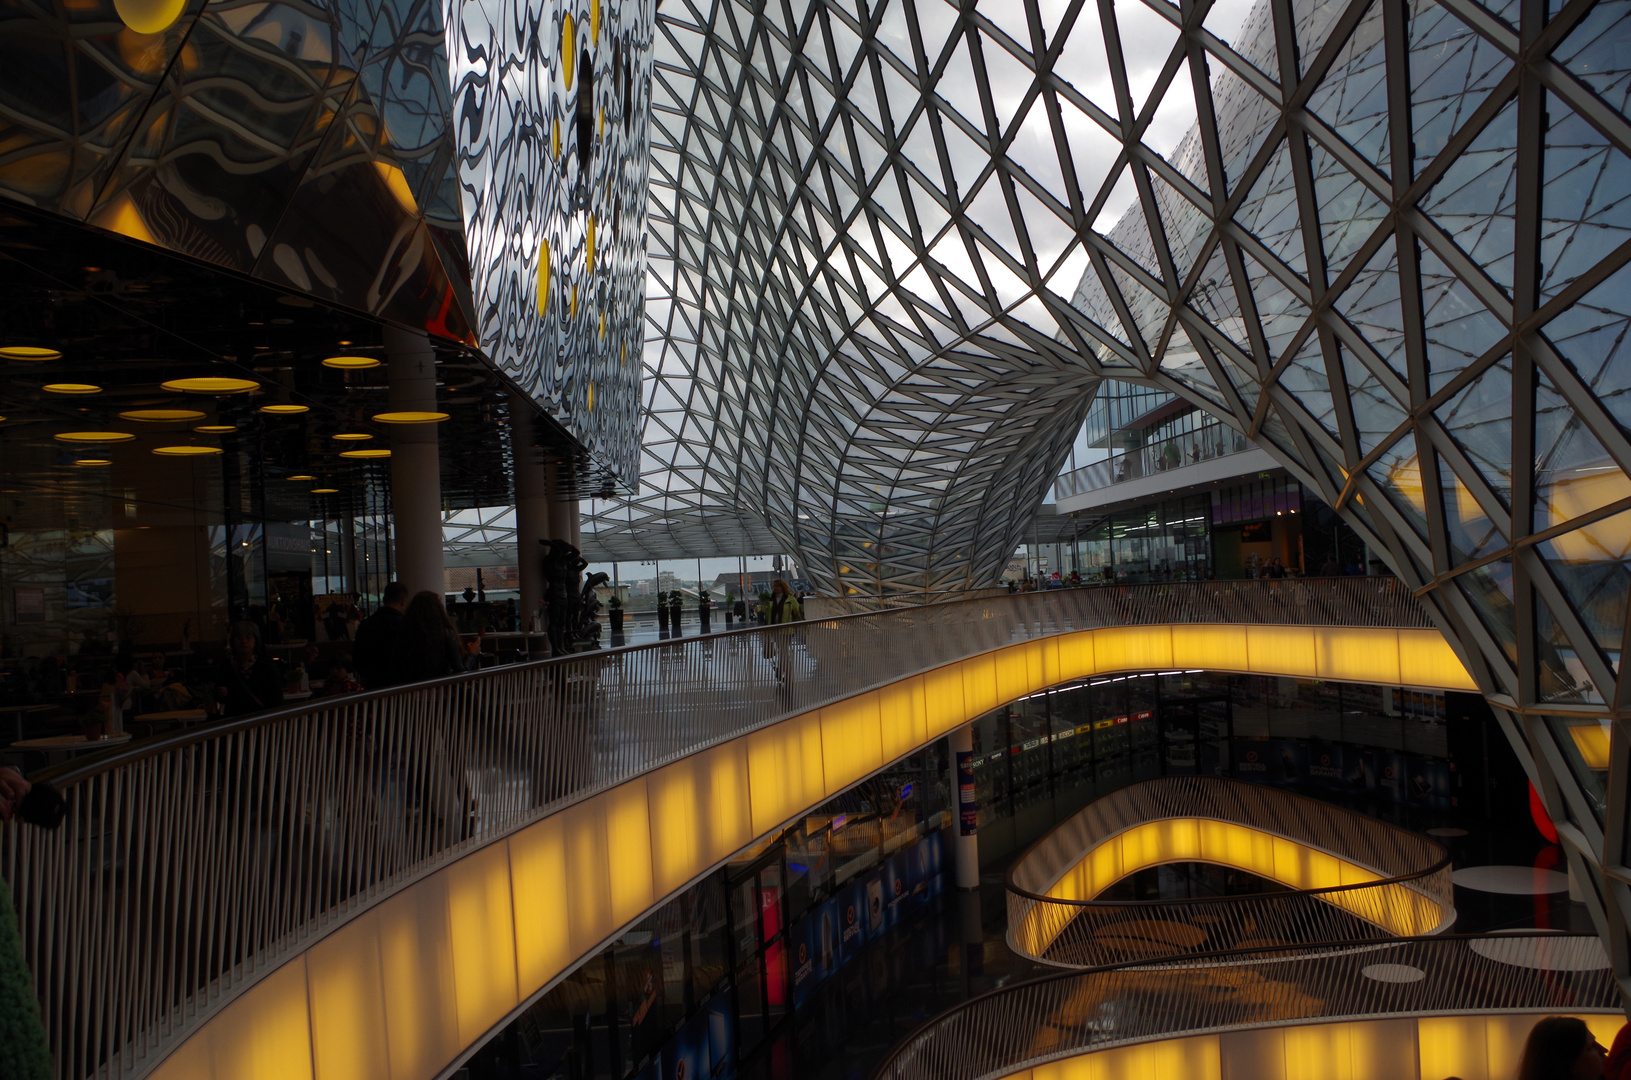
[{"left": 605, "top": 0, "right": 1631, "bottom": 984}]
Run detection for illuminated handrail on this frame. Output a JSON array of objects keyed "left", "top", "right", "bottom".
[
  {"left": 1007, "top": 778, "right": 1454, "bottom": 967},
  {"left": 1, "top": 578, "right": 1440, "bottom": 1080},
  {"left": 873, "top": 934, "right": 1619, "bottom": 1080}
]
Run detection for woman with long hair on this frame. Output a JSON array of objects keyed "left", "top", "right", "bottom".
[
  {"left": 389, "top": 591, "right": 469, "bottom": 685},
  {"left": 1515, "top": 1017, "right": 1607, "bottom": 1080}
]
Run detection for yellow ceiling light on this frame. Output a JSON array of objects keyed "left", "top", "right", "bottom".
[
  {"left": 193, "top": 424, "right": 236, "bottom": 433},
  {"left": 162, "top": 376, "right": 259, "bottom": 394},
  {"left": 72, "top": 458, "right": 112, "bottom": 467},
  {"left": 311, "top": 487, "right": 339, "bottom": 494},
  {"left": 287, "top": 474, "right": 316, "bottom": 481},
  {"left": 321, "top": 355, "right": 381, "bottom": 370},
  {"left": 152, "top": 445, "right": 224, "bottom": 456},
  {"left": 120, "top": 408, "right": 205, "bottom": 423},
  {"left": 331, "top": 432, "right": 373, "bottom": 441},
  {"left": 339, "top": 448, "right": 392, "bottom": 459},
  {"left": 113, "top": 0, "right": 184, "bottom": 34},
  {"left": 54, "top": 431, "right": 135, "bottom": 443},
  {"left": 536, "top": 239, "right": 551, "bottom": 315},
  {"left": 371, "top": 411, "right": 448, "bottom": 424},
  {"left": 44, "top": 383, "right": 100, "bottom": 394},
  {"left": 0, "top": 346, "right": 61, "bottom": 361},
  {"left": 258, "top": 404, "right": 310, "bottom": 415},
  {"left": 562, "top": 13, "right": 575, "bottom": 86}
]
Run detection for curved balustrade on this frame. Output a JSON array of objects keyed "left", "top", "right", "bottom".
[
  {"left": 874, "top": 934, "right": 1620, "bottom": 1080},
  {"left": 0, "top": 580, "right": 1465, "bottom": 1080},
  {"left": 1007, "top": 778, "right": 1455, "bottom": 968}
]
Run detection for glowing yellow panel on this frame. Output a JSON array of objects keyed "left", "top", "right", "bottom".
[
  {"left": 700, "top": 740, "right": 754, "bottom": 861},
  {"left": 561, "top": 799, "right": 614, "bottom": 955},
  {"left": 306, "top": 914, "right": 391, "bottom": 1080},
  {"left": 821, "top": 696, "right": 883, "bottom": 794},
  {"left": 878, "top": 677, "right": 928, "bottom": 764},
  {"left": 447, "top": 844, "right": 521, "bottom": 1044},
  {"left": 1244, "top": 624, "right": 1317, "bottom": 678},
  {"left": 375, "top": 873, "right": 462, "bottom": 1079},
  {"left": 1092, "top": 626, "right": 1173, "bottom": 673},
  {"left": 147, "top": 958, "right": 314, "bottom": 1080},
  {"left": 604, "top": 780, "right": 655, "bottom": 926},
  {"left": 1394, "top": 628, "right": 1476, "bottom": 689},
  {"left": 508, "top": 815, "right": 573, "bottom": 994},
  {"left": 1053, "top": 630, "right": 1094, "bottom": 683},
  {"left": 993, "top": 641, "right": 1044, "bottom": 705},
  {"left": 646, "top": 758, "right": 704, "bottom": 898},
  {"left": 1314, "top": 627, "right": 1402, "bottom": 686},
  {"left": 960, "top": 653, "right": 1000, "bottom": 717},
  {"left": 1416, "top": 1016, "right": 1485, "bottom": 1080},
  {"left": 922, "top": 665, "right": 967, "bottom": 738},
  {"left": 746, "top": 712, "right": 825, "bottom": 836},
  {"left": 1170, "top": 625, "right": 1250, "bottom": 673}
]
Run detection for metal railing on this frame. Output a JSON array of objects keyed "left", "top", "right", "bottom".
[
  {"left": 874, "top": 934, "right": 1619, "bottom": 1080},
  {"left": 1, "top": 579, "right": 1433, "bottom": 1080},
  {"left": 1007, "top": 778, "right": 1454, "bottom": 968},
  {"left": 1055, "top": 421, "right": 1252, "bottom": 499}
]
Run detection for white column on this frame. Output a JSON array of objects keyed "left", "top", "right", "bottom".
[
  {"left": 509, "top": 392, "right": 552, "bottom": 632},
  {"left": 384, "top": 326, "right": 443, "bottom": 599},
  {"left": 948, "top": 723, "right": 980, "bottom": 889}
]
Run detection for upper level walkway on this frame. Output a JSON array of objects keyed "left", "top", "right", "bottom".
[
  {"left": 1007, "top": 777, "right": 1455, "bottom": 968},
  {"left": 0, "top": 580, "right": 1478, "bottom": 1080}
]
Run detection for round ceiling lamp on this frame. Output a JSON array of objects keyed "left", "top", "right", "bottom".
[
  {"left": 193, "top": 424, "right": 236, "bottom": 433},
  {"left": 331, "top": 432, "right": 373, "bottom": 441},
  {"left": 120, "top": 408, "right": 206, "bottom": 423},
  {"left": 162, "top": 377, "right": 259, "bottom": 395},
  {"left": 311, "top": 487, "right": 339, "bottom": 494},
  {"left": 54, "top": 431, "right": 134, "bottom": 443},
  {"left": 44, "top": 383, "right": 100, "bottom": 394},
  {"left": 0, "top": 346, "right": 62, "bottom": 362},
  {"left": 72, "top": 458, "right": 112, "bottom": 467},
  {"left": 113, "top": 0, "right": 185, "bottom": 34},
  {"left": 322, "top": 355, "right": 380, "bottom": 370},
  {"left": 258, "top": 404, "right": 310, "bottom": 415},
  {"left": 371, "top": 411, "right": 449, "bottom": 424},
  {"left": 152, "top": 445, "right": 224, "bottom": 456},
  {"left": 339, "top": 448, "right": 391, "bottom": 459},
  {"left": 287, "top": 474, "right": 316, "bottom": 481}
]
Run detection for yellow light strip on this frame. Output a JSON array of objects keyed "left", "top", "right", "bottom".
[
  {"left": 994, "top": 1013, "right": 1626, "bottom": 1080},
  {"left": 145, "top": 623, "right": 1478, "bottom": 1080},
  {"left": 1011, "top": 817, "right": 1447, "bottom": 955}
]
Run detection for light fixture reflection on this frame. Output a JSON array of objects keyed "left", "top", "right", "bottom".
[
  {"left": 44, "top": 383, "right": 100, "bottom": 395},
  {"left": 193, "top": 424, "right": 236, "bottom": 434},
  {"left": 152, "top": 445, "right": 225, "bottom": 456},
  {"left": 331, "top": 432, "right": 373, "bottom": 441},
  {"left": 55, "top": 432, "right": 134, "bottom": 443},
  {"left": 371, "top": 411, "right": 449, "bottom": 424},
  {"left": 339, "top": 448, "right": 391, "bottom": 458},
  {"left": 322, "top": 355, "right": 380, "bottom": 369},
  {"left": 258, "top": 404, "right": 310, "bottom": 415},
  {"left": 162, "top": 377, "right": 259, "bottom": 395},
  {"left": 120, "top": 409, "right": 206, "bottom": 423},
  {"left": 0, "top": 346, "right": 62, "bottom": 361}
]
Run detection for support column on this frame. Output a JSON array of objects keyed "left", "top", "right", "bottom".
[
  {"left": 509, "top": 392, "right": 553, "bottom": 633},
  {"left": 948, "top": 723, "right": 979, "bottom": 889},
  {"left": 546, "top": 463, "right": 580, "bottom": 550},
  {"left": 384, "top": 326, "right": 443, "bottom": 599}
]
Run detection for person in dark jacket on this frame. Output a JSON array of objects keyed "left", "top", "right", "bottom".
[
  {"left": 212, "top": 622, "right": 284, "bottom": 718},
  {"left": 389, "top": 592, "right": 471, "bottom": 686},
  {"left": 353, "top": 582, "right": 409, "bottom": 689}
]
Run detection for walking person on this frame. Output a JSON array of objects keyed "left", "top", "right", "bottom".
[
  {"left": 353, "top": 582, "right": 408, "bottom": 689},
  {"left": 388, "top": 591, "right": 474, "bottom": 685},
  {"left": 387, "top": 592, "right": 478, "bottom": 843},
  {"left": 758, "top": 578, "right": 803, "bottom": 681}
]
